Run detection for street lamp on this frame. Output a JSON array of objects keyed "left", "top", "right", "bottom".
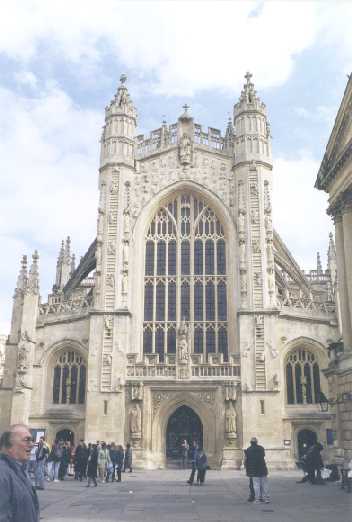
[{"left": 319, "top": 391, "right": 352, "bottom": 412}]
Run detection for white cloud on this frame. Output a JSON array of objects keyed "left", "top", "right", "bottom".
[
  {"left": 0, "top": 84, "right": 101, "bottom": 333},
  {"left": 273, "top": 155, "right": 332, "bottom": 270},
  {"left": 0, "top": 0, "right": 340, "bottom": 96}
]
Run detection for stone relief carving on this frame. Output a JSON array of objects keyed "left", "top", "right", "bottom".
[
  {"left": 224, "top": 382, "right": 238, "bottom": 402},
  {"left": 106, "top": 274, "right": 115, "bottom": 289},
  {"left": 131, "top": 382, "right": 144, "bottom": 401},
  {"left": 107, "top": 241, "right": 116, "bottom": 255},
  {"left": 177, "top": 320, "right": 190, "bottom": 363},
  {"left": 250, "top": 208, "right": 259, "bottom": 224},
  {"left": 252, "top": 239, "right": 261, "bottom": 253}
]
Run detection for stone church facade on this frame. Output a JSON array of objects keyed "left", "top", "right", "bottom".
[{"left": 0, "top": 74, "right": 339, "bottom": 468}]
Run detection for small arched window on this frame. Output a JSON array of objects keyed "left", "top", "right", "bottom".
[
  {"left": 52, "top": 350, "right": 86, "bottom": 405},
  {"left": 285, "top": 348, "right": 321, "bottom": 405}
]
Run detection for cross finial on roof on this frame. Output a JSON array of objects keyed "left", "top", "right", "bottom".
[
  {"left": 120, "top": 73, "right": 127, "bottom": 85},
  {"left": 182, "top": 103, "right": 190, "bottom": 113},
  {"left": 245, "top": 71, "right": 253, "bottom": 84}
]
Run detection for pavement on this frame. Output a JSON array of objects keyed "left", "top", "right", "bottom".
[{"left": 37, "top": 469, "right": 351, "bottom": 522}]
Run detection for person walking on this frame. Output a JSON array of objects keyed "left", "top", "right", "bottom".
[
  {"left": 243, "top": 448, "right": 255, "bottom": 501},
  {"left": 187, "top": 441, "right": 199, "bottom": 485},
  {"left": 75, "top": 440, "right": 89, "bottom": 481},
  {"left": 196, "top": 448, "right": 208, "bottom": 485},
  {"left": 116, "top": 445, "right": 124, "bottom": 482},
  {"left": 181, "top": 439, "right": 189, "bottom": 468},
  {"left": 97, "top": 442, "right": 111, "bottom": 483},
  {"left": 47, "top": 440, "right": 62, "bottom": 482},
  {"left": 58, "top": 441, "right": 70, "bottom": 480},
  {"left": 124, "top": 443, "right": 133, "bottom": 473},
  {"left": 0, "top": 424, "right": 40, "bottom": 522},
  {"left": 34, "top": 436, "right": 49, "bottom": 490},
  {"left": 87, "top": 444, "right": 98, "bottom": 487},
  {"left": 245, "top": 437, "right": 270, "bottom": 503}
]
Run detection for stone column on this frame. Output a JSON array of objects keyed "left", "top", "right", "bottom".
[
  {"left": 342, "top": 196, "right": 352, "bottom": 351},
  {"left": 335, "top": 212, "right": 352, "bottom": 350}
]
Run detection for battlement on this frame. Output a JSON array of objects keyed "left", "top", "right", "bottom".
[{"left": 135, "top": 122, "right": 225, "bottom": 159}]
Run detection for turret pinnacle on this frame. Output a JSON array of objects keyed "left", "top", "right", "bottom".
[
  {"left": 54, "top": 237, "right": 75, "bottom": 292},
  {"left": 233, "top": 72, "right": 272, "bottom": 166},
  {"left": 27, "top": 250, "right": 40, "bottom": 295},
  {"left": 100, "top": 74, "right": 137, "bottom": 168},
  {"left": 224, "top": 116, "right": 234, "bottom": 152},
  {"left": 15, "top": 255, "right": 28, "bottom": 296}
]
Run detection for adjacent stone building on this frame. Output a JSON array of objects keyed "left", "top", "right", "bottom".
[
  {"left": 315, "top": 73, "right": 352, "bottom": 460},
  {"left": 0, "top": 73, "right": 338, "bottom": 468}
]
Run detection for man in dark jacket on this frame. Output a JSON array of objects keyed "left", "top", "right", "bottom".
[
  {"left": 305, "top": 442, "right": 325, "bottom": 484},
  {"left": 0, "top": 424, "right": 40, "bottom": 522},
  {"left": 245, "top": 437, "right": 270, "bottom": 503}
]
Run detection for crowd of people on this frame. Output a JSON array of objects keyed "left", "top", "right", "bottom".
[
  {"left": 1, "top": 423, "right": 352, "bottom": 522},
  {"left": 27, "top": 437, "right": 134, "bottom": 489}
]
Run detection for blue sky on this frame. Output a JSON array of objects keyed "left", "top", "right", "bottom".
[{"left": 0, "top": 1, "right": 351, "bottom": 333}]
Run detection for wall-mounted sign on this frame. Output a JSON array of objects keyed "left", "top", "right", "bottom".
[{"left": 283, "top": 440, "right": 291, "bottom": 446}]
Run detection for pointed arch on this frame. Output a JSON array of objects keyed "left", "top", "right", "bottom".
[{"left": 130, "top": 183, "right": 238, "bottom": 361}]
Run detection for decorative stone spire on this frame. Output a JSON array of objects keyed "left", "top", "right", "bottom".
[
  {"left": 100, "top": 74, "right": 137, "bottom": 168},
  {"left": 327, "top": 232, "right": 337, "bottom": 285},
  {"left": 161, "top": 116, "right": 170, "bottom": 148},
  {"left": 233, "top": 72, "right": 272, "bottom": 166},
  {"left": 224, "top": 116, "right": 234, "bottom": 153},
  {"left": 178, "top": 103, "right": 193, "bottom": 122},
  {"left": 71, "top": 253, "right": 76, "bottom": 275},
  {"left": 27, "top": 251, "right": 40, "bottom": 295},
  {"left": 316, "top": 252, "right": 323, "bottom": 274},
  {"left": 54, "top": 237, "right": 74, "bottom": 292},
  {"left": 15, "top": 255, "right": 28, "bottom": 297}
]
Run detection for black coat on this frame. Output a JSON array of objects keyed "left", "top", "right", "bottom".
[
  {"left": 87, "top": 449, "right": 98, "bottom": 478},
  {"left": 305, "top": 444, "right": 323, "bottom": 470},
  {"left": 244, "top": 444, "right": 268, "bottom": 477},
  {"left": 0, "top": 454, "right": 40, "bottom": 522}
]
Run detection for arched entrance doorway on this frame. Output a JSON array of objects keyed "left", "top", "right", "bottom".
[
  {"left": 297, "top": 429, "right": 317, "bottom": 458},
  {"left": 166, "top": 406, "right": 203, "bottom": 461},
  {"left": 55, "top": 429, "right": 75, "bottom": 445}
]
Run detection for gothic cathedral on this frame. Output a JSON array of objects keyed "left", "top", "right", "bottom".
[{"left": 0, "top": 74, "right": 338, "bottom": 468}]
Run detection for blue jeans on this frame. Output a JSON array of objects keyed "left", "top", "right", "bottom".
[{"left": 35, "top": 460, "right": 45, "bottom": 489}]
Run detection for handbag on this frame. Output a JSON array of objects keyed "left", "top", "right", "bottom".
[{"left": 321, "top": 467, "right": 332, "bottom": 480}]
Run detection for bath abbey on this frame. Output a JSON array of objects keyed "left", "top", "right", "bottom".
[{"left": 0, "top": 73, "right": 340, "bottom": 469}]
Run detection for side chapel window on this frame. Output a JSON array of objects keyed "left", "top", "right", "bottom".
[
  {"left": 143, "top": 194, "right": 228, "bottom": 361},
  {"left": 286, "top": 348, "right": 321, "bottom": 405},
  {"left": 52, "top": 351, "right": 86, "bottom": 404}
]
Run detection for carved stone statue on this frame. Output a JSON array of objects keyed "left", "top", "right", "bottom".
[
  {"left": 179, "top": 134, "right": 192, "bottom": 165},
  {"left": 123, "top": 208, "right": 131, "bottom": 240},
  {"left": 129, "top": 403, "right": 142, "bottom": 435},
  {"left": 225, "top": 402, "right": 237, "bottom": 436},
  {"left": 177, "top": 320, "right": 190, "bottom": 363},
  {"left": 123, "top": 243, "right": 129, "bottom": 268}
]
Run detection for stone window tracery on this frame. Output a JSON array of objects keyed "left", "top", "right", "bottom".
[
  {"left": 143, "top": 194, "right": 228, "bottom": 361},
  {"left": 52, "top": 350, "right": 86, "bottom": 405},
  {"left": 285, "top": 348, "right": 321, "bottom": 405}
]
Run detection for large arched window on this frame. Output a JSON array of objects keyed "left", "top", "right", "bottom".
[
  {"left": 143, "top": 194, "right": 228, "bottom": 361},
  {"left": 52, "top": 350, "right": 86, "bottom": 405},
  {"left": 285, "top": 348, "right": 321, "bottom": 405}
]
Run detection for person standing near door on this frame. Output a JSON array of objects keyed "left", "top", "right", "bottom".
[
  {"left": 187, "top": 441, "right": 199, "bottom": 485},
  {"left": 245, "top": 437, "right": 270, "bottom": 503}
]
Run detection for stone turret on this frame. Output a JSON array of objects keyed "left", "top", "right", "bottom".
[
  {"left": 100, "top": 74, "right": 137, "bottom": 169},
  {"left": 232, "top": 73, "right": 275, "bottom": 397},
  {"left": 233, "top": 72, "right": 272, "bottom": 166},
  {"left": 224, "top": 116, "right": 235, "bottom": 154}
]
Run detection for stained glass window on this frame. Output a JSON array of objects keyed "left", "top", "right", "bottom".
[
  {"left": 286, "top": 349, "right": 321, "bottom": 404},
  {"left": 52, "top": 350, "right": 86, "bottom": 405},
  {"left": 143, "top": 194, "right": 228, "bottom": 360}
]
